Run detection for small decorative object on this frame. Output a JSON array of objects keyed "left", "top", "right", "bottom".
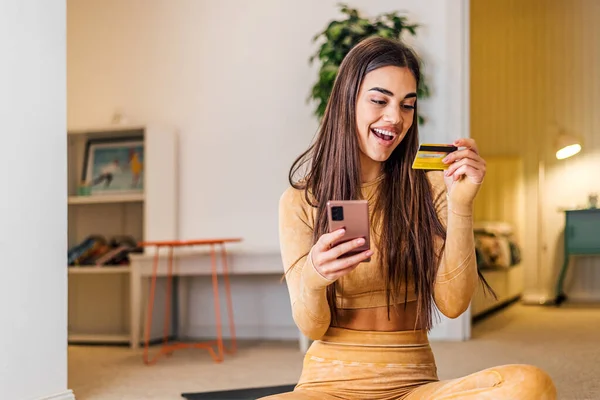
[
  {"left": 77, "top": 181, "right": 91, "bottom": 196},
  {"left": 111, "top": 109, "right": 130, "bottom": 125},
  {"left": 588, "top": 192, "right": 598, "bottom": 209},
  {"left": 309, "top": 4, "right": 430, "bottom": 123},
  {"left": 82, "top": 136, "right": 144, "bottom": 195}
]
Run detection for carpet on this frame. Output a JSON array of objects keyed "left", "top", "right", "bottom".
[
  {"left": 181, "top": 384, "right": 297, "bottom": 399},
  {"left": 68, "top": 304, "right": 600, "bottom": 400}
]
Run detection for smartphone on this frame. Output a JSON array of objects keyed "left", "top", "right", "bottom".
[{"left": 326, "top": 200, "right": 371, "bottom": 261}]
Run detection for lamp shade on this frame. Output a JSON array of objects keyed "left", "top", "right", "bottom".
[{"left": 555, "top": 132, "right": 582, "bottom": 160}]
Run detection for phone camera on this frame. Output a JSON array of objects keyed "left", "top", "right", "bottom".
[{"left": 331, "top": 206, "right": 344, "bottom": 221}]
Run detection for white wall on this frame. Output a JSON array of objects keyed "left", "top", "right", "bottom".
[
  {"left": 67, "top": 0, "right": 470, "bottom": 253},
  {"left": 67, "top": 0, "right": 470, "bottom": 340},
  {"left": 0, "top": 1, "right": 69, "bottom": 400}
]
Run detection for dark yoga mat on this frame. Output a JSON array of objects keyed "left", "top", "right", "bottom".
[{"left": 181, "top": 384, "right": 297, "bottom": 399}]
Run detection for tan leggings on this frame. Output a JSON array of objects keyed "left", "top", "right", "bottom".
[{"left": 259, "top": 327, "right": 556, "bottom": 400}]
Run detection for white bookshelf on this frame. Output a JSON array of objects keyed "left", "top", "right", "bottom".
[{"left": 67, "top": 124, "right": 178, "bottom": 346}]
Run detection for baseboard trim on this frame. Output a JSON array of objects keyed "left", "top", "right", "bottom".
[
  {"left": 472, "top": 295, "right": 521, "bottom": 323},
  {"left": 185, "top": 324, "right": 300, "bottom": 340},
  {"left": 521, "top": 293, "right": 558, "bottom": 306},
  {"left": 562, "top": 293, "right": 600, "bottom": 303},
  {"left": 39, "top": 390, "right": 75, "bottom": 400}
]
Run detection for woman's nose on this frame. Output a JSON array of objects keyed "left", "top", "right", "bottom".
[{"left": 383, "top": 108, "right": 401, "bottom": 125}]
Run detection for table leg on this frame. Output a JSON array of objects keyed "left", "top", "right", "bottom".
[
  {"left": 555, "top": 254, "right": 570, "bottom": 306},
  {"left": 143, "top": 247, "right": 161, "bottom": 365},
  {"left": 220, "top": 243, "right": 236, "bottom": 354},
  {"left": 134, "top": 240, "right": 241, "bottom": 365},
  {"left": 163, "top": 246, "right": 174, "bottom": 353},
  {"left": 210, "top": 244, "right": 224, "bottom": 362}
]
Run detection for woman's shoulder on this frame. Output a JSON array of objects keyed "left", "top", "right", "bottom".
[
  {"left": 280, "top": 184, "right": 304, "bottom": 203},
  {"left": 279, "top": 183, "right": 317, "bottom": 228},
  {"left": 280, "top": 182, "right": 314, "bottom": 210}
]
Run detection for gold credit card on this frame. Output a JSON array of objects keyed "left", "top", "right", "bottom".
[{"left": 412, "top": 144, "right": 458, "bottom": 170}]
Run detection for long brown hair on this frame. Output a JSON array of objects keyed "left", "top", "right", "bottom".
[{"left": 289, "top": 37, "right": 489, "bottom": 330}]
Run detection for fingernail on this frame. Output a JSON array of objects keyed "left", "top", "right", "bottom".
[
  {"left": 357, "top": 238, "right": 365, "bottom": 244},
  {"left": 366, "top": 250, "right": 374, "bottom": 256},
  {"left": 339, "top": 228, "right": 346, "bottom": 234},
  {"left": 442, "top": 156, "right": 449, "bottom": 163}
]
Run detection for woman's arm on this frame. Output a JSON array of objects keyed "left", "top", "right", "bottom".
[
  {"left": 429, "top": 171, "right": 481, "bottom": 318},
  {"left": 279, "top": 187, "right": 333, "bottom": 340}
]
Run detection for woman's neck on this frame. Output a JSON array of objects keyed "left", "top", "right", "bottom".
[{"left": 359, "top": 153, "right": 383, "bottom": 184}]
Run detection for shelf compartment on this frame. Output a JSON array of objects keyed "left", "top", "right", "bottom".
[
  {"left": 68, "top": 266, "right": 131, "bottom": 274},
  {"left": 68, "top": 193, "right": 144, "bottom": 205},
  {"left": 68, "top": 332, "right": 130, "bottom": 344}
]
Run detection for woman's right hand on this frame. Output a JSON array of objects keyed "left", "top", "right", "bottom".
[{"left": 310, "top": 228, "right": 374, "bottom": 281}]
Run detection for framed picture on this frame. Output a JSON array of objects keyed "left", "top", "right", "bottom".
[{"left": 82, "top": 136, "right": 144, "bottom": 195}]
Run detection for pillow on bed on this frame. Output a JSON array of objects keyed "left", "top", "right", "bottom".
[
  {"left": 475, "top": 233, "right": 512, "bottom": 268},
  {"left": 474, "top": 221, "right": 521, "bottom": 269}
]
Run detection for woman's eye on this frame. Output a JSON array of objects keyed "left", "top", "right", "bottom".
[
  {"left": 370, "top": 99, "right": 386, "bottom": 105},
  {"left": 402, "top": 104, "right": 415, "bottom": 110}
]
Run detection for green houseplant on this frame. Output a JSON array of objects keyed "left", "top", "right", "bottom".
[{"left": 309, "top": 4, "right": 430, "bottom": 124}]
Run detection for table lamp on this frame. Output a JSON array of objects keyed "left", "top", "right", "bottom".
[{"left": 555, "top": 132, "right": 582, "bottom": 160}]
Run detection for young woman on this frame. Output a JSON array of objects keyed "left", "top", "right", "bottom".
[{"left": 262, "top": 37, "right": 556, "bottom": 399}]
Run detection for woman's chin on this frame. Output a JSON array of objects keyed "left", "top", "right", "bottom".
[
  {"left": 359, "top": 146, "right": 394, "bottom": 166},
  {"left": 366, "top": 150, "right": 392, "bottom": 163},
  {"left": 364, "top": 136, "right": 402, "bottom": 163}
]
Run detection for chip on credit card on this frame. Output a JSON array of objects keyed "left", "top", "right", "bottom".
[{"left": 412, "top": 144, "right": 458, "bottom": 170}]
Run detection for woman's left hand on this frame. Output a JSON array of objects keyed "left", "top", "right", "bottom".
[{"left": 442, "top": 138, "right": 486, "bottom": 194}]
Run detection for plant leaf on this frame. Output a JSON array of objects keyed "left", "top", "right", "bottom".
[{"left": 309, "top": 5, "right": 430, "bottom": 122}]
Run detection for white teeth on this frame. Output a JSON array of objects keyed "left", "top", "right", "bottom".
[{"left": 373, "top": 128, "right": 395, "bottom": 138}]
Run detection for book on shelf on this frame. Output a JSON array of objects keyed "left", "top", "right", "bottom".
[{"left": 68, "top": 234, "right": 142, "bottom": 267}]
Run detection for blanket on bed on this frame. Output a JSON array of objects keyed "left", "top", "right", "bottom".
[{"left": 473, "top": 221, "right": 522, "bottom": 270}]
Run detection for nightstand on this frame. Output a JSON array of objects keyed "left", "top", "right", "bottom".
[{"left": 555, "top": 208, "right": 600, "bottom": 305}]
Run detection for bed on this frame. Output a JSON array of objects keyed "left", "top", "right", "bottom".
[{"left": 470, "top": 156, "right": 526, "bottom": 319}]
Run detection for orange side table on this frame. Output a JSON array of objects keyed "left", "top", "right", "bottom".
[{"left": 138, "top": 238, "right": 242, "bottom": 365}]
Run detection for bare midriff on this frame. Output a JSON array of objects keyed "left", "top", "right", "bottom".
[{"left": 333, "top": 301, "right": 424, "bottom": 331}]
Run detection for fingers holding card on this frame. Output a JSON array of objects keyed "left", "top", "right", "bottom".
[
  {"left": 410, "top": 140, "right": 486, "bottom": 203},
  {"left": 442, "top": 138, "right": 486, "bottom": 188}
]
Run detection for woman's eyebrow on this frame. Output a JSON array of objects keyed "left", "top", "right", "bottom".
[
  {"left": 368, "top": 87, "right": 417, "bottom": 99},
  {"left": 368, "top": 87, "right": 394, "bottom": 96}
]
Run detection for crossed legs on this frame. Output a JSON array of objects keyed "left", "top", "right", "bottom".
[
  {"left": 404, "top": 364, "right": 556, "bottom": 400},
  {"left": 260, "top": 364, "right": 556, "bottom": 400},
  {"left": 260, "top": 327, "right": 556, "bottom": 400}
]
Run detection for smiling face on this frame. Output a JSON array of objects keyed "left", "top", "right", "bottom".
[{"left": 355, "top": 65, "right": 417, "bottom": 178}]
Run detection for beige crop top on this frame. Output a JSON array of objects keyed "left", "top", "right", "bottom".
[{"left": 278, "top": 170, "right": 481, "bottom": 340}]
